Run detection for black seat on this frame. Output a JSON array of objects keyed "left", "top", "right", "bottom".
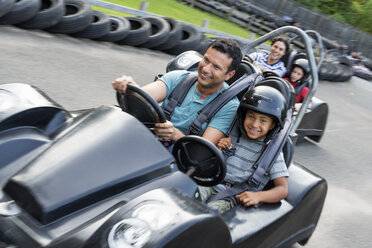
[
  {"left": 226, "top": 59, "right": 257, "bottom": 86},
  {"left": 256, "top": 76, "right": 296, "bottom": 110}
]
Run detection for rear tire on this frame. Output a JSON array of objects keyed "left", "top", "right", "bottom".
[
  {"left": 0, "top": 0, "right": 15, "bottom": 18},
  {"left": 139, "top": 16, "right": 170, "bottom": 49},
  {"left": 71, "top": 10, "right": 110, "bottom": 39},
  {"left": 45, "top": 0, "right": 93, "bottom": 34},
  {"left": 0, "top": 0, "right": 40, "bottom": 25},
  {"left": 152, "top": 17, "right": 182, "bottom": 50},
  {"left": 164, "top": 24, "right": 202, "bottom": 55},
  {"left": 116, "top": 16, "right": 151, "bottom": 46},
  {"left": 96, "top": 15, "right": 130, "bottom": 42},
  {"left": 17, "top": 0, "right": 65, "bottom": 30}
]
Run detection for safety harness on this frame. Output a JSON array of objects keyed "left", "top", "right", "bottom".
[
  {"left": 162, "top": 72, "right": 263, "bottom": 135},
  {"left": 207, "top": 108, "right": 293, "bottom": 205}
]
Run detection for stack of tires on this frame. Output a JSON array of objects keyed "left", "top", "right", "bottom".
[{"left": 0, "top": 0, "right": 216, "bottom": 56}]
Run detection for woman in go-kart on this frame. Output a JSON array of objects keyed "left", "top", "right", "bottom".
[{"left": 247, "top": 36, "right": 290, "bottom": 77}]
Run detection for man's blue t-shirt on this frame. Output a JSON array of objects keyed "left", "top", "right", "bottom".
[{"left": 159, "top": 70, "right": 239, "bottom": 135}]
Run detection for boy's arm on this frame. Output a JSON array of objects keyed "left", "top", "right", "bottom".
[{"left": 235, "top": 177, "right": 288, "bottom": 207}]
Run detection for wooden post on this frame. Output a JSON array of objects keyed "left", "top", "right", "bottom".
[
  {"left": 202, "top": 19, "right": 210, "bottom": 28},
  {"left": 139, "top": 1, "right": 149, "bottom": 11}
]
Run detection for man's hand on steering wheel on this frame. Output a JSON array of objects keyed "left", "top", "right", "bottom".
[
  {"left": 112, "top": 75, "right": 139, "bottom": 93},
  {"left": 154, "top": 121, "right": 184, "bottom": 142}
]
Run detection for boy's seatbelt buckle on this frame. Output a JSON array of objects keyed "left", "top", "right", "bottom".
[{"left": 248, "top": 177, "right": 260, "bottom": 189}]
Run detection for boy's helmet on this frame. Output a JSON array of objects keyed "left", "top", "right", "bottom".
[
  {"left": 239, "top": 85, "right": 287, "bottom": 129},
  {"left": 292, "top": 58, "right": 310, "bottom": 83}
]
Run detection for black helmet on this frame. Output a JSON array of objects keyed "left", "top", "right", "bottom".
[
  {"left": 238, "top": 85, "right": 287, "bottom": 129},
  {"left": 292, "top": 58, "right": 310, "bottom": 83}
]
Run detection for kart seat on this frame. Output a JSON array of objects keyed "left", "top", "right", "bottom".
[
  {"left": 226, "top": 59, "right": 257, "bottom": 86},
  {"left": 256, "top": 76, "right": 296, "bottom": 110}
]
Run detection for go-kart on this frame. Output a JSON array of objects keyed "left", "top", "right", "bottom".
[{"left": 0, "top": 26, "right": 327, "bottom": 248}]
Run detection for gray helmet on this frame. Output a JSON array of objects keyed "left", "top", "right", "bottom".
[
  {"left": 292, "top": 58, "right": 310, "bottom": 83},
  {"left": 238, "top": 85, "right": 287, "bottom": 129}
]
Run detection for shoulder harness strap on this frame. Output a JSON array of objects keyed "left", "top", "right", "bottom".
[
  {"left": 163, "top": 72, "right": 198, "bottom": 120},
  {"left": 188, "top": 73, "right": 262, "bottom": 135}
]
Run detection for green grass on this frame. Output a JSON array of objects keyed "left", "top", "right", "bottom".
[{"left": 91, "top": 0, "right": 253, "bottom": 39}]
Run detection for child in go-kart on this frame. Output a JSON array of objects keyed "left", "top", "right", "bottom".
[
  {"left": 283, "top": 58, "right": 312, "bottom": 112},
  {"left": 199, "top": 85, "right": 289, "bottom": 213}
]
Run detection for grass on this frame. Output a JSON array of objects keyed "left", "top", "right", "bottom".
[{"left": 91, "top": 0, "right": 254, "bottom": 39}]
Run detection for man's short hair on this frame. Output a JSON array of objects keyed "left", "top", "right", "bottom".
[
  {"left": 207, "top": 38, "right": 242, "bottom": 73},
  {"left": 271, "top": 36, "right": 290, "bottom": 55}
]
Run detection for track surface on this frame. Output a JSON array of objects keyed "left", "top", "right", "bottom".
[{"left": 1, "top": 25, "right": 372, "bottom": 248}]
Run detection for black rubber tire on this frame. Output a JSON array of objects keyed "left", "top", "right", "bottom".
[
  {"left": 196, "top": 36, "right": 217, "bottom": 55},
  {"left": 152, "top": 17, "right": 182, "bottom": 50},
  {"left": 96, "top": 15, "right": 130, "bottom": 42},
  {"left": 0, "top": 0, "right": 40, "bottom": 25},
  {"left": 164, "top": 23, "right": 202, "bottom": 55},
  {"left": 45, "top": 0, "right": 93, "bottom": 34},
  {"left": 139, "top": 16, "right": 170, "bottom": 48},
  {"left": 17, "top": 0, "right": 64, "bottom": 30},
  {"left": 71, "top": 10, "right": 110, "bottom": 39},
  {"left": 0, "top": 0, "right": 15, "bottom": 18},
  {"left": 116, "top": 16, "right": 151, "bottom": 46}
]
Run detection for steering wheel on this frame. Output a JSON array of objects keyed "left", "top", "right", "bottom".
[
  {"left": 172, "top": 135, "right": 226, "bottom": 186},
  {"left": 263, "top": 71, "right": 280, "bottom": 78},
  {"left": 116, "top": 84, "right": 166, "bottom": 128}
]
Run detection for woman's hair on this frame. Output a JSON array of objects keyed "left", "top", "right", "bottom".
[{"left": 271, "top": 36, "right": 290, "bottom": 55}]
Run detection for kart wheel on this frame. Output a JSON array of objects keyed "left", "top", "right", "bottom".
[
  {"left": 0, "top": 0, "right": 15, "bottom": 18},
  {"left": 116, "top": 16, "right": 151, "bottom": 46},
  {"left": 139, "top": 16, "right": 171, "bottom": 48},
  {"left": 152, "top": 17, "right": 182, "bottom": 50},
  {"left": 96, "top": 15, "right": 130, "bottom": 42},
  {"left": 164, "top": 24, "right": 202, "bottom": 55},
  {"left": 45, "top": 0, "right": 93, "bottom": 34},
  {"left": 0, "top": 0, "right": 40, "bottom": 25},
  {"left": 71, "top": 10, "right": 110, "bottom": 39},
  {"left": 16, "top": 0, "right": 64, "bottom": 29}
]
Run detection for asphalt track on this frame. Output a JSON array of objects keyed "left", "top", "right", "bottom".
[{"left": 1, "top": 25, "right": 372, "bottom": 248}]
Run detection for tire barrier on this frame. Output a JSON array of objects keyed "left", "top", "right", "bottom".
[
  {"left": 0, "top": 0, "right": 203, "bottom": 57},
  {"left": 0, "top": 0, "right": 358, "bottom": 82}
]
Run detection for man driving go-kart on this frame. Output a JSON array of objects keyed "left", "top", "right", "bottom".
[{"left": 112, "top": 38, "right": 242, "bottom": 145}]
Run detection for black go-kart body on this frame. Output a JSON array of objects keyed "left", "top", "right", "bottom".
[{"left": 0, "top": 27, "right": 327, "bottom": 248}]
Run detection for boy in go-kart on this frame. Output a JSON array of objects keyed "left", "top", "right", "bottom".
[
  {"left": 112, "top": 39, "right": 242, "bottom": 145},
  {"left": 199, "top": 85, "right": 289, "bottom": 213}
]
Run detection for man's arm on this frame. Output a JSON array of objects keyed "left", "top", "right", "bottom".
[
  {"left": 112, "top": 75, "right": 167, "bottom": 102},
  {"left": 154, "top": 123, "right": 225, "bottom": 145},
  {"left": 202, "top": 127, "right": 226, "bottom": 145}
]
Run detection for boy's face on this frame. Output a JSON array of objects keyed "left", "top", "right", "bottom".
[
  {"left": 290, "top": 66, "right": 305, "bottom": 83},
  {"left": 243, "top": 110, "right": 275, "bottom": 140}
]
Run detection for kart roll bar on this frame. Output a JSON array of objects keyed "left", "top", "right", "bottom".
[
  {"left": 242, "top": 26, "right": 319, "bottom": 134},
  {"left": 289, "top": 29, "right": 325, "bottom": 69}
]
